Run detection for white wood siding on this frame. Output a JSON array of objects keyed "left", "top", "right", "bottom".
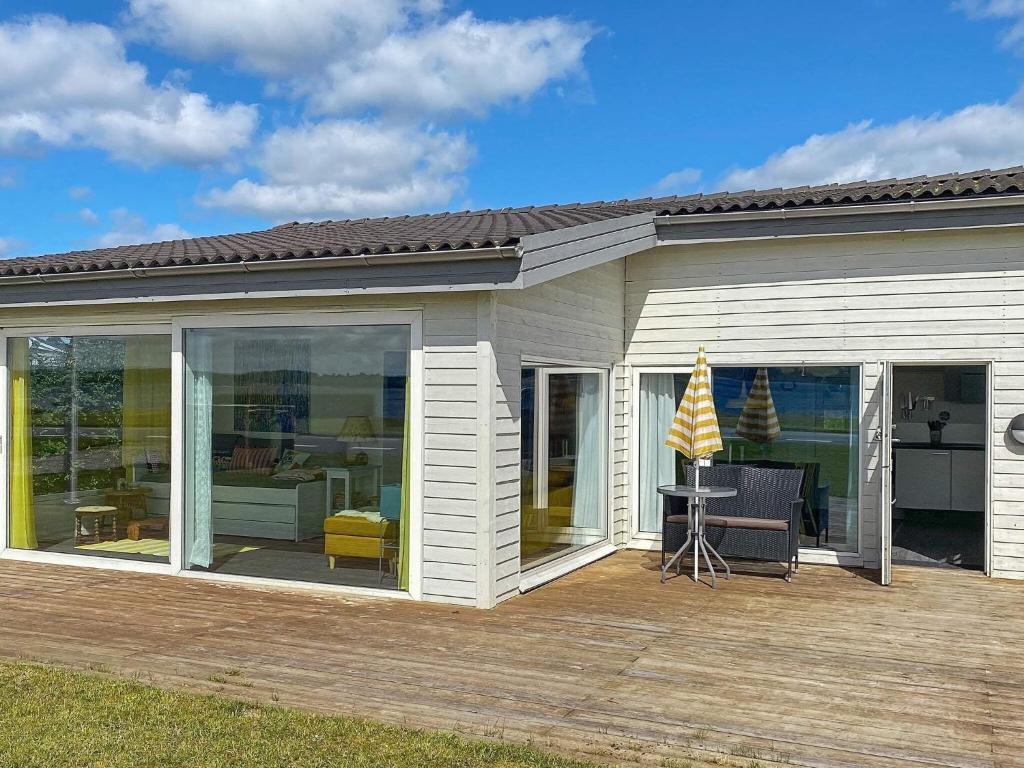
[
  {"left": 490, "top": 261, "right": 626, "bottom": 602},
  {"left": 625, "top": 227, "right": 1024, "bottom": 578},
  {"left": 0, "top": 292, "right": 483, "bottom": 605}
]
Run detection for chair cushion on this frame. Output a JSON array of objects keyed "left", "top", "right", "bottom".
[{"left": 704, "top": 514, "right": 789, "bottom": 531}]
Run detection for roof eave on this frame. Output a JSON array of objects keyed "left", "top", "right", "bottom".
[
  {"left": 655, "top": 191, "right": 1024, "bottom": 225},
  {"left": 0, "top": 244, "right": 521, "bottom": 286}
]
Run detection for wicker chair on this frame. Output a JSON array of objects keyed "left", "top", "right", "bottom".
[
  {"left": 732, "top": 459, "right": 830, "bottom": 545},
  {"left": 661, "top": 464, "right": 804, "bottom": 580}
]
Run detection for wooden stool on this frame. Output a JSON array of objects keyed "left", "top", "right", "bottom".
[{"left": 74, "top": 506, "right": 119, "bottom": 545}]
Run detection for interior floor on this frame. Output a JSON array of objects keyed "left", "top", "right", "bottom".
[
  {"left": 36, "top": 534, "right": 398, "bottom": 588},
  {"left": 892, "top": 509, "right": 984, "bottom": 570},
  {"left": 520, "top": 539, "right": 574, "bottom": 570},
  {"left": 38, "top": 536, "right": 169, "bottom": 565}
]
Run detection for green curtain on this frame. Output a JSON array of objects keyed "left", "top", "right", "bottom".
[
  {"left": 398, "top": 377, "right": 411, "bottom": 590},
  {"left": 122, "top": 337, "right": 172, "bottom": 481},
  {"left": 9, "top": 338, "right": 36, "bottom": 550}
]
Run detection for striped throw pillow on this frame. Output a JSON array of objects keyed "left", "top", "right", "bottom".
[{"left": 229, "top": 446, "right": 274, "bottom": 473}]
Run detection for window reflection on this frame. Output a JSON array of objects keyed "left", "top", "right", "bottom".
[
  {"left": 638, "top": 366, "right": 859, "bottom": 551},
  {"left": 9, "top": 335, "right": 172, "bottom": 563},
  {"left": 184, "top": 325, "right": 410, "bottom": 589}
]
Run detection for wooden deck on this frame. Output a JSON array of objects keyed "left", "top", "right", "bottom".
[{"left": 0, "top": 551, "right": 1022, "bottom": 768}]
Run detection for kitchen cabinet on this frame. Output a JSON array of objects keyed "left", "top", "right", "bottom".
[
  {"left": 893, "top": 447, "right": 984, "bottom": 512},
  {"left": 951, "top": 449, "right": 985, "bottom": 512},
  {"left": 895, "top": 449, "right": 951, "bottom": 510}
]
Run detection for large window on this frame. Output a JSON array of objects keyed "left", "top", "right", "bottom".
[
  {"left": 638, "top": 365, "right": 860, "bottom": 551},
  {"left": 521, "top": 367, "right": 608, "bottom": 569},
  {"left": 183, "top": 324, "right": 411, "bottom": 590},
  {"left": 8, "top": 335, "right": 172, "bottom": 563}
]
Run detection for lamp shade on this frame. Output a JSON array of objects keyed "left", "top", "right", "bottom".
[
  {"left": 1011, "top": 413, "right": 1024, "bottom": 445},
  {"left": 339, "top": 416, "right": 375, "bottom": 440}
]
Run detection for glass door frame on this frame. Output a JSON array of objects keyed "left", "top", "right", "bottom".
[
  {"left": 878, "top": 360, "right": 994, "bottom": 583},
  {"left": 519, "top": 361, "right": 613, "bottom": 586},
  {"left": 0, "top": 323, "right": 177, "bottom": 574},
  {"left": 629, "top": 362, "right": 867, "bottom": 566},
  {"left": 173, "top": 309, "right": 425, "bottom": 599}
]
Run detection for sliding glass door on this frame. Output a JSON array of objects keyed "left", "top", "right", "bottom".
[
  {"left": 183, "top": 322, "right": 412, "bottom": 590},
  {"left": 7, "top": 333, "right": 173, "bottom": 563},
  {"left": 521, "top": 366, "right": 608, "bottom": 569}
]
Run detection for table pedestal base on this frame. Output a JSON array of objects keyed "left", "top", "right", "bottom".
[{"left": 661, "top": 499, "right": 732, "bottom": 588}]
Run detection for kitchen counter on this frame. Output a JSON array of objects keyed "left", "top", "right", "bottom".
[{"left": 894, "top": 442, "right": 984, "bottom": 451}]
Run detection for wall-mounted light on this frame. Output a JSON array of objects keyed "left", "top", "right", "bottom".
[{"left": 1010, "top": 414, "right": 1024, "bottom": 444}]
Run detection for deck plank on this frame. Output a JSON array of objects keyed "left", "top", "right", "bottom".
[{"left": 0, "top": 551, "right": 1021, "bottom": 767}]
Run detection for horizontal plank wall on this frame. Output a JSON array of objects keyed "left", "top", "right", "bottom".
[
  {"left": 491, "top": 261, "right": 627, "bottom": 603},
  {"left": 625, "top": 226, "right": 1024, "bottom": 578},
  {"left": 0, "top": 292, "right": 483, "bottom": 605}
]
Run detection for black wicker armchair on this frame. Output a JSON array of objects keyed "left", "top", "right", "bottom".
[{"left": 661, "top": 464, "right": 804, "bottom": 580}]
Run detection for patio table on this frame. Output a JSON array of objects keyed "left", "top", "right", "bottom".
[{"left": 658, "top": 485, "right": 736, "bottom": 588}]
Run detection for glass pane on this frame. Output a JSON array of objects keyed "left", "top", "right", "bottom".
[
  {"left": 521, "top": 370, "right": 607, "bottom": 569},
  {"left": 184, "top": 325, "right": 410, "bottom": 590},
  {"left": 8, "top": 335, "right": 172, "bottom": 563},
  {"left": 638, "top": 367, "right": 860, "bottom": 550},
  {"left": 712, "top": 366, "right": 860, "bottom": 551}
]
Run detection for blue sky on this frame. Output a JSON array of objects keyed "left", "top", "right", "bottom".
[{"left": 1, "top": 0, "right": 1023, "bottom": 258}]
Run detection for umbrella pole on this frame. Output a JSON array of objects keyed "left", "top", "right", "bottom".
[{"left": 694, "top": 460, "right": 700, "bottom": 492}]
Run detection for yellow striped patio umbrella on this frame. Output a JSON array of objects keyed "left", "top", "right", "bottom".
[
  {"left": 736, "top": 367, "right": 781, "bottom": 444},
  {"left": 665, "top": 345, "right": 722, "bottom": 489}
]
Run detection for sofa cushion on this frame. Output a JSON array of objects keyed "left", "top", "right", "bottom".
[{"left": 705, "top": 514, "right": 789, "bottom": 531}]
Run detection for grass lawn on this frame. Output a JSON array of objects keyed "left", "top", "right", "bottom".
[{"left": 0, "top": 661, "right": 602, "bottom": 768}]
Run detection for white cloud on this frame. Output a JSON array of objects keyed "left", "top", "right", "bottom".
[
  {"left": 0, "top": 169, "right": 15, "bottom": 188},
  {"left": 125, "top": 0, "right": 435, "bottom": 76},
  {"left": 94, "top": 208, "right": 191, "bottom": 248},
  {"left": 957, "top": 1, "right": 1024, "bottom": 53},
  {"left": 202, "top": 120, "right": 473, "bottom": 220},
  {"left": 68, "top": 185, "right": 92, "bottom": 200},
  {"left": 123, "top": 2, "right": 594, "bottom": 221},
  {"left": 718, "top": 98, "right": 1024, "bottom": 191},
  {"left": 0, "top": 15, "right": 257, "bottom": 167},
  {"left": 126, "top": 2, "right": 593, "bottom": 119},
  {"left": 652, "top": 168, "right": 701, "bottom": 196},
  {"left": 306, "top": 12, "right": 595, "bottom": 118},
  {"left": 78, "top": 207, "right": 99, "bottom": 225}
]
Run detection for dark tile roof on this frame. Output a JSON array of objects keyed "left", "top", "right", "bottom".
[{"left": 5, "top": 166, "right": 1024, "bottom": 278}]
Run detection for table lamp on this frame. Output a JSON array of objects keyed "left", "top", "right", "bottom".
[{"left": 338, "top": 416, "right": 375, "bottom": 464}]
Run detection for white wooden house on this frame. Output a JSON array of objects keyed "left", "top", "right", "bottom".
[{"left": 2, "top": 167, "right": 1023, "bottom": 607}]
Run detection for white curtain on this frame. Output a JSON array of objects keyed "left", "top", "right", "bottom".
[
  {"left": 570, "top": 374, "right": 602, "bottom": 541},
  {"left": 186, "top": 333, "right": 214, "bottom": 568},
  {"left": 639, "top": 374, "right": 677, "bottom": 533}
]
